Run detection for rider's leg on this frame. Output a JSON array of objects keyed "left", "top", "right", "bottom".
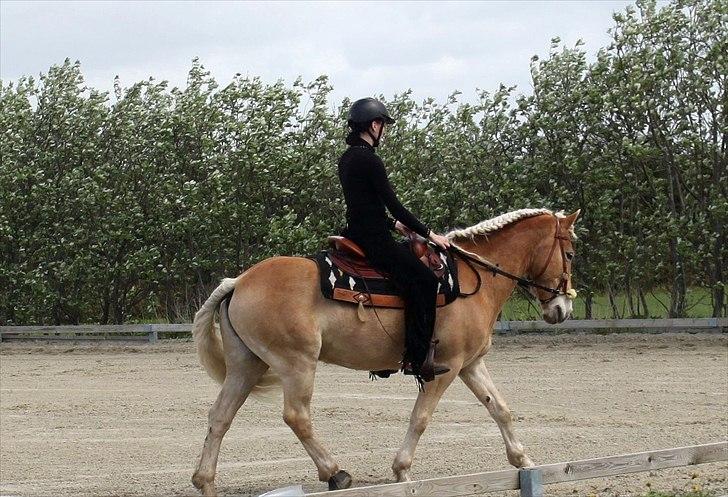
[{"left": 359, "top": 237, "right": 443, "bottom": 378}]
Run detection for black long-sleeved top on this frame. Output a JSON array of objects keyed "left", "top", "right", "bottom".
[{"left": 337, "top": 136, "right": 430, "bottom": 240}]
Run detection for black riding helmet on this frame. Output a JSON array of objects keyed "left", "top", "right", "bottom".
[
  {"left": 347, "top": 98, "right": 395, "bottom": 126},
  {"left": 347, "top": 98, "right": 394, "bottom": 147}
]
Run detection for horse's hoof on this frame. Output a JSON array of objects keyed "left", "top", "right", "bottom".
[
  {"left": 328, "top": 470, "right": 352, "bottom": 490},
  {"left": 191, "top": 473, "right": 217, "bottom": 497},
  {"left": 394, "top": 469, "right": 412, "bottom": 483}
]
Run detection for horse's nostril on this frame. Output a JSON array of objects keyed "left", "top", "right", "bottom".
[{"left": 556, "top": 306, "right": 564, "bottom": 322}]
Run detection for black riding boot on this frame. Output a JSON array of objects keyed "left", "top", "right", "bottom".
[{"left": 402, "top": 339, "right": 450, "bottom": 382}]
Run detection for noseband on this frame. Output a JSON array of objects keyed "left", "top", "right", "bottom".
[{"left": 449, "top": 215, "right": 574, "bottom": 304}]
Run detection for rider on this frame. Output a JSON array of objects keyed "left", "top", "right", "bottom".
[{"left": 337, "top": 97, "right": 451, "bottom": 383}]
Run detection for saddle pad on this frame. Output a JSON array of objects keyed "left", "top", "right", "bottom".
[{"left": 307, "top": 243, "right": 460, "bottom": 309}]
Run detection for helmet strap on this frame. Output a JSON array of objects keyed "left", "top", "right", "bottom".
[{"left": 365, "top": 121, "right": 384, "bottom": 147}]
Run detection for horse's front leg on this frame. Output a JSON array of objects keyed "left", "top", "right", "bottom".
[
  {"left": 391, "top": 370, "right": 458, "bottom": 482},
  {"left": 459, "top": 358, "right": 534, "bottom": 468}
]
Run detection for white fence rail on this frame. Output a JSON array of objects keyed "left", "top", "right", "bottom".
[
  {"left": 0, "top": 318, "right": 725, "bottom": 342},
  {"left": 494, "top": 317, "right": 727, "bottom": 333},
  {"left": 0, "top": 323, "right": 189, "bottom": 343},
  {"left": 303, "top": 441, "right": 727, "bottom": 497}
]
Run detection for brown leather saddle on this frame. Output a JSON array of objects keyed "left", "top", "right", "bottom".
[
  {"left": 327, "top": 234, "right": 446, "bottom": 279},
  {"left": 324, "top": 232, "right": 449, "bottom": 308}
]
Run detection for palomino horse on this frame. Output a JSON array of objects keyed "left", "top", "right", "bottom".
[{"left": 191, "top": 208, "right": 580, "bottom": 496}]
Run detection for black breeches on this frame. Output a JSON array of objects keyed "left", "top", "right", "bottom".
[{"left": 348, "top": 232, "right": 439, "bottom": 367}]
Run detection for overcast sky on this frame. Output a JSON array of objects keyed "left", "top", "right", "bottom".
[{"left": 2, "top": 1, "right": 642, "bottom": 105}]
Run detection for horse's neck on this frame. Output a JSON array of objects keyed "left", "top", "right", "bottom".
[{"left": 455, "top": 225, "right": 540, "bottom": 312}]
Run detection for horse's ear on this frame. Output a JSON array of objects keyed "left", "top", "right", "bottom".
[{"left": 562, "top": 209, "right": 581, "bottom": 228}]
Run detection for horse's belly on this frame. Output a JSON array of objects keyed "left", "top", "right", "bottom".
[
  {"left": 317, "top": 304, "right": 405, "bottom": 371},
  {"left": 318, "top": 345, "right": 403, "bottom": 370}
]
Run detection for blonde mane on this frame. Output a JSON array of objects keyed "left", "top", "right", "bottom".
[{"left": 446, "top": 208, "right": 572, "bottom": 240}]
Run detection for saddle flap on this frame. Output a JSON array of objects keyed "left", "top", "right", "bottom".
[{"left": 329, "top": 251, "right": 389, "bottom": 280}]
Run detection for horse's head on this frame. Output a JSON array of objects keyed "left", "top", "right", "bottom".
[{"left": 526, "top": 210, "right": 580, "bottom": 324}]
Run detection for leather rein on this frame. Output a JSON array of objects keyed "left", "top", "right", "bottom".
[{"left": 449, "top": 215, "right": 573, "bottom": 304}]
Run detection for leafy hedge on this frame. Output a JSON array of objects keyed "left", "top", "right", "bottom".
[{"left": 1, "top": 0, "right": 725, "bottom": 324}]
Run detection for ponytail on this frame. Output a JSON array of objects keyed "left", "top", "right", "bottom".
[{"left": 345, "top": 130, "right": 361, "bottom": 145}]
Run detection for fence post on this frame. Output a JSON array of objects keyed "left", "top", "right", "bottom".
[
  {"left": 147, "top": 324, "right": 158, "bottom": 343},
  {"left": 519, "top": 468, "right": 543, "bottom": 497}
]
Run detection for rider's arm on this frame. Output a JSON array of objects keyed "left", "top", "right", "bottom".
[{"left": 368, "top": 156, "right": 431, "bottom": 238}]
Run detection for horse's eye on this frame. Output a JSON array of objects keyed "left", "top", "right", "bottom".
[{"left": 566, "top": 251, "right": 575, "bottom": 261}]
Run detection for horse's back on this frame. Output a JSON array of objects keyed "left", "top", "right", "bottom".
[{"left": 237, "top": 254, "right": 314, "bottom": 281}]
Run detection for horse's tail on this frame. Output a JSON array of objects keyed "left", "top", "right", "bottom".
[{"left": 192, "top": 277, "right": 238, "bottom": 384}]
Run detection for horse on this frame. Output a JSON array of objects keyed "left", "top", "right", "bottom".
[{"left": 190, "top": 208, "right": 580, "bottom": 496}]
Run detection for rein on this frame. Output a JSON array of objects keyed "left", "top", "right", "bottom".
[
  {"left": 336, "top": 215, "right": 574, "bottom": 346},
  {"left": 449, "top": 216, "right": 574, "bottom": 304}
]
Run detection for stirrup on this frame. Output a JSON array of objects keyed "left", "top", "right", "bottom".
[{"left": 420, "top": 339, "right": 450, "bottom": 382}]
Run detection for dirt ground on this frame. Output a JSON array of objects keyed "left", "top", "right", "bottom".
[{"left": 1, "top": 333, "right": 726, "bottom": 497}]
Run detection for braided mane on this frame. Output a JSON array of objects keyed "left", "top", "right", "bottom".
[{"left": 446, "top": 208, "right": 572, "bottom": 241}]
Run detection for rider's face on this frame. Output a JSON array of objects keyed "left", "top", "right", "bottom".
[{"left": 370, "top": 120, "right": 385, "bottom": 139}]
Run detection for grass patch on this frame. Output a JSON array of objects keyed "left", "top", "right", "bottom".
[{"left": 500, "top": 287, "right": 715, "bottom": 321}]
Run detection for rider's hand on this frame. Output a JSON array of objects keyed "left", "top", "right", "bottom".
[{"left": 428, "top": 231, "right": 451, "bottom": 250}]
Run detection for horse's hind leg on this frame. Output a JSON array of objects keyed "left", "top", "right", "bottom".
[
  {"left": 391, "top": 370, "right": 458, "bottom": 482},
  {"left": 279, "top": 359, "right": 351, "bottom": 489},
  {"left": 192, "top": 300, "right": 269, "bottom": 497},
  {"left": 459, "top": 359, "right": 534, "bottom": 468}
]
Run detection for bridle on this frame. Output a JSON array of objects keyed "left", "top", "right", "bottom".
[
  {"left": 529, "top": 215, "right": 572, "bottom": 303},
  {"left": 449, "top": 215, "right": 575, "bottom": 304}
]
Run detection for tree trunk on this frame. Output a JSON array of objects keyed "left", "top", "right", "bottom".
[
  {"left": 100, "top": 286, "right": 110, "bottom": 324},
  {"left": 584, "top": 292, "right": 593, "bottom": 319},
  {"left": 625, "top": 272, "right": 637, "bottom": 318},
  {"left": 607, "top": 285, "right": 621, "bottom": 319},
  {"left": 668, "top": 237, "right": 687, "bottom": 318},
  {"left": 638, "top": 286, "right": 650, "bottom": 318},
  {"left": 647, "top": 108, "right": 687, "bottom": 318},
  {"left": 711, "top": 223, "right": 725, "bottom": 317}
]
